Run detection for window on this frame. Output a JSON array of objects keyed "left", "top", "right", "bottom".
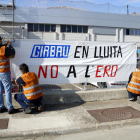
[
  {"left": 130, "top": 29, "right": 135, "bottom": 35},
  {"left": 61, "top": 25, "right": 66, "bottom": 32},
  {"left": 83, "top": 26, "right": 88, "bottom": 33},
  {"left": 39, "top": 24, "right": 44, "bottom": 32},
  {"left": 28, "top": 24, "right": 56, "bottom": 32},
  {"left": 123, "top": 29, "right": 126, "bottom": 35},
  {"left": 45, "top": 25, "right": 50, "bottom": 32},
  {"left": 61, "top": 25, "right": 88, "bottom": 33},
  {"left": 78, "top": 26, "right": 82, "bottom": 33},
  {"left": 72, "top": 26, "right": 77, "bottom": 33},
  {"left": 28, "top": 24, "right": 33, "bottom": 32},
  {"left": 135, "top": 30, "right": 139, "bottom": 35},
  {"left": 51, "top": 25, "right": 56, "bottom": 32},
  {"left": 126, "top": 29, "right": 129, "bottom": 35},
  {"left": 138, "top": 30, "right": 140, "bottom": 35},
  {"left": 34, "top": 24, "right": 38, "bottom": 32},
  {"left": 67, "top": 25, "right": 71, "bottom": 32},
  {"left": 124, "top": 28, "right": 140, "bottom": 36}
]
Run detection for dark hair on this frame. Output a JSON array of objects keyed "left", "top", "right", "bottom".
[{"left": 19, "top": 63, "right": 29, "bottom": 73}]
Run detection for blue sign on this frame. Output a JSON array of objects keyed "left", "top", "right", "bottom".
[{"left": 30, "top": 45, "right": 70, "bottom": 58}]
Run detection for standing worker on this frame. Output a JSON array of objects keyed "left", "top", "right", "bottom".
[
  {"left": 13, "top": 63, "right": 43, "bottom": 114},
  {"left": 0, "top": 37, "right": 19, "bottom": 114},
  {"left": 127, "top": 65, "right": 140, "bottom": 101}
]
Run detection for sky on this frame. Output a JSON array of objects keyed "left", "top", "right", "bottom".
[{"left": 1, "top": 0, "right": 140, "bottom": 7}]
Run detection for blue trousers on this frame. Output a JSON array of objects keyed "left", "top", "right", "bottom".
[
  {"left": 0, "top": 72, "right": 13, "bottom": 110},
  {"left": 14, "top": 93, "right": 42, "bottom": 110}
]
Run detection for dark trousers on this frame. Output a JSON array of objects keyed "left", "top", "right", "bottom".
[
  {"left": 14, "top": 93, "right": 42, "bottom": 110},
  {"left": 126, "top": 84, "right": 139, "bottom": 98},
  {"left": 127, "top": 90, "right": 138, "bottom": 98}
]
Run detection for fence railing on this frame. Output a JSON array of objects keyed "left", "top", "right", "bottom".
[{"left": 13, "top": 0, "right": 140, "bottom": 15}]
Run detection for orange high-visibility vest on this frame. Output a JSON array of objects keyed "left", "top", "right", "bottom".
[
  {"left": 21, "top": 72, "right": 43, "bottom": 100},
  {"left": 0, "top": 46, "right": 10, "bottom": 73},
  {"left": 127, "top": 71, "right": 140, "bottom": 94}
]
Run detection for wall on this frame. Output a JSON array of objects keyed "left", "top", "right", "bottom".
[
  {"left": 0, "top": 22, "right": 12, "bottom": 37},
  {"left": 96, "top": 34, "right": 116, "bottom": 42},
  {"left": 93, "top": 27, "right": 116, "bottom": 35},
  {"left": 28, "top": 32, "right": 56, "bottom": 40},
  {"left": 124, "top": 35, "right": 140, "bottom": 42},
  {"left": 63, "top": 33, "right": 88, "bottom": 41},
  {"left": 1, "top": 22, "right": 140, "bottom": 43},
  {"left": 14, "top": 7, "right": 140, "bottom": 29},
  {"left": 0, "top": 22, "right": 25, "bottom": 39},
  {"left": 0, "top": 8, "right": 12, "bottom": 22}
]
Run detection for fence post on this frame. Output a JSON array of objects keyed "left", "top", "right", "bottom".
[
  {"left": 84, "top": 0, "right": 86, "bottom": 10},
  {"left": 12, "top": 0, "right": 14, "bottom": 40},
  {"left": 84, "top": 82, "right": 87, "bottom": 91},
  {"left": 38, "top": 0, "right": 39, "bottom": 8},
  {"left": 127, "top": 5, "right": 129, "bottom": 14},
  {"left": 108, "top": 2, "right": 109, "bottom": 13}
]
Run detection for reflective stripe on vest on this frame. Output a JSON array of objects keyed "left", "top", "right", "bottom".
[
  {"left": 0, "top": 46, "right": 10, "bottom": 73},
  {"left": 130, "top": 81, "right": 140, "bottom": 86},
  {"left": 0, "top": 58, "right": 9, "bottom": 63},
  {"left": 0, "top": 65, "right": 10, "bottom": 69},
  {"left": 25, "top": 90, "right": 42, "bottom": 97},
  {"left": 128, "top": 85, "right": 140, "bottom": 91},
  {"left": 127, "top": 71, "right": 140, "bottom": 94},
  {"left": 23, "top": 84, "right": 39, "bottom": 91}
]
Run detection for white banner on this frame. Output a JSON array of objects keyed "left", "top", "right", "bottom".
[{"left": 10, "top": 40, "right": 137, "bottom": 84}]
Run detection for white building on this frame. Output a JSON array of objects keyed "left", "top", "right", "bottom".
[{"left": 0, "top": 1, "right": 140, "bottom": 44}]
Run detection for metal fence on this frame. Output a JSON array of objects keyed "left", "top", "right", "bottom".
[
  {"left": 0, "top": 0, "right": 140, "bottom": 15},
  {"left": 13, "top": 0, "right": 140, "bottom": 15},
  {"left": 9, "top": 83, "right": 98, "bottom": 94},
  {"left": 9, "top": 81, "right": 128, "bottom": 94}
]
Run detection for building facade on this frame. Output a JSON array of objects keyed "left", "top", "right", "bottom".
[{"left": 0, "top": 4, "right": 140, "bottom": 44}]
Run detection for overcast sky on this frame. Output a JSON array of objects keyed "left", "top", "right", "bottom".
[{"left": 1, "top": 0, "right": 140, "bottom": 7}]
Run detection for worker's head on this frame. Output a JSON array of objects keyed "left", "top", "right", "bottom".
[
  {"left": 19, "top": 63, "right": 29, "bottom": 74},
  {"left": 0, "top": 36, "right": 2, "bottom": 44}
]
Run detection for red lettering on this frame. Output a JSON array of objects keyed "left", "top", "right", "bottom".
[
  {"left": 38, "top": 65, "right": 47, "bottom": 79},
  {"left": 103, "top": 65, "right": 111, "bottom": 77},
  {"left": 51, "top": 65, "right": 58, "bottom": 78},
  {"left": 95, "top": 65, "right": 103, "bottom": 77},
  {"left": 110, "top": 65, "right": 118, "bottom": 77}
]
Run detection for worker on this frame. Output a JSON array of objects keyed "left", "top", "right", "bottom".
[
  {"left": 0, "top": 36, "right": 19, "bottom": 114},
  {"left": 13, "top": 63, "right": 43, "bottom": 114},
  {"left": 127, "top": 65, "right": 140, "bottom": 101}
]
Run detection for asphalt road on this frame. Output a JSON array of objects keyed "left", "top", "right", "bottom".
[{"left": 34, "top": 124, "right": 140, "bottom": 140}]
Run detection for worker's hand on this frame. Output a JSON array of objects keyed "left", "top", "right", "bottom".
[
  {"left": 15, "top": 80, "right": 17, "bottom": 85},
  {"left": 6, "top": 41, "right": 11, "bottom": 46},
  {"left": 9, "top": 55, "right": 15, "bottom": 58},
  {"left": 11, "top": 79, "right": 16, "bottom": 85}
]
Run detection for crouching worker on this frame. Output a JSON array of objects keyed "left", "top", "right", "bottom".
[
  {"left": 13, "top": 63, "right": 43, "bottom": 114},
  {"left": 127, "top": 65, "right": 140, "bottom": 101}
]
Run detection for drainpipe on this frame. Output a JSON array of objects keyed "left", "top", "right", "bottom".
[{"left": 12, "top": 0, "right": 14, "bottom": 40}]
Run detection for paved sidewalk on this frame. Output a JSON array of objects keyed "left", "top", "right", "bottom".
[{"left": 0, "top": 99, "right": 140, "bottom": 139}]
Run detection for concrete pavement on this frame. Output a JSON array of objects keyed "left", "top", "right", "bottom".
[{"left": 1, "top": 98, "right": 140, "bottom": 139}]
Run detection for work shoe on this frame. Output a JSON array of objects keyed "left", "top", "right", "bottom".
[
  {"left": 129, "top": 96, "right": 137, "bottom": 101},
  {"left": 0, "top": 106, "right": 7, "bottom": 113},
  {"left": 24, "top": 106, "right": 32, "bottom": 114},
  {"left": 8, "top": 108, "right": 19, "bottom": 114},
  {"left": 37, "top": 103, "right": 44, "bottom": 112}
]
